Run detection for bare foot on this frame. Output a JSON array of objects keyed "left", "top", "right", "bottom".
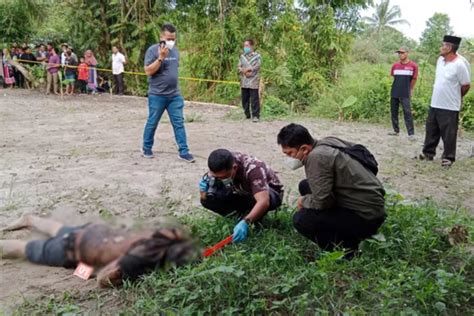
[{"left": 1, "top": 214, "right": 32, "bottom": 232}]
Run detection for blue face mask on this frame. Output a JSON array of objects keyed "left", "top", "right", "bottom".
[{"left": 243, "top": 47, "right": 251, "bottom": 54}]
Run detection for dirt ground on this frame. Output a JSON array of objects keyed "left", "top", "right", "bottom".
[{"left": 0, "top": 89, "right": 473, "bottom": 312}]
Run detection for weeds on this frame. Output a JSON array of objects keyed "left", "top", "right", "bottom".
[{"left": 14, "top": 199, "right": 473, "bottom": 315}]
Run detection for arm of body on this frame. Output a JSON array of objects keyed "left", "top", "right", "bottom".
[
  {"left": 461, "top": 84, "right": 471, "bottom": 98},
  {"left": 244, "top": 190, "right": 270, "bottom": 223},
  {"left": 96, "top": 258, "right": 123, "bottom": 288}
]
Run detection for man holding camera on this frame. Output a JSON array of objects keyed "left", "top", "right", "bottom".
[
  {"left": 199, "top": 149, "right": 283, "bottom": 243},
  {"left": 142, "top": 23, "right": 194, "bottom": 162}
]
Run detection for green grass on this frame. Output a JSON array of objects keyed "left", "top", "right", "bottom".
[{"left": 14, "top": 198, "right": 474, "bottom": 315}]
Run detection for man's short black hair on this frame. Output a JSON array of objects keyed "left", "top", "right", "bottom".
[
  {"left": 208, "top": 149, "right": 234, "bottom": 172},
  {"left": 161, "top": 23, "right": 177, "bottom": 34},
  {"left": 118, "top": 227, "right": 198, "bottom": 282},
  {"left": 277, "top": 123, "right": 314, "bottom": 148}
]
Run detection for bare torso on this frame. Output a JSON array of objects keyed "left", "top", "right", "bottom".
[{"left": 73, "top": 224, "right": 153, "bottom": 267}]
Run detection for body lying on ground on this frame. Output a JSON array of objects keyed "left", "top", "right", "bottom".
[{"left": 0, "top": 215, "right": 199, "bottom": 287}]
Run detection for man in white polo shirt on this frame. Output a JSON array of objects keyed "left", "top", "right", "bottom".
[
  {"left": 112, "top": 46, "right": 127, "bottom": 95},
  {"left": 420, "top": 35, "right": 471, "bottom": 167}
]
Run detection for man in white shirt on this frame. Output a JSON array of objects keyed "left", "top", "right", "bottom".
[
  {"left": 420, "top": 35, "right": 471, "bottom": 167},
  {"left": 112, "top": 46, "right": 127, "bottom": 95}
]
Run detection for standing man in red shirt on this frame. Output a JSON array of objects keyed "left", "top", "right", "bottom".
[{"left": 388, "top": 47, "right": 418, "bottom": 141}]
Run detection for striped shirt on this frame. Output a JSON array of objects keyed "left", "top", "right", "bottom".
[
  {"left": 390, "top": 61, "right": 418, "bottom": 98},
  {"left": 238, "top": 52, "right": 261, "bottom": 89}
]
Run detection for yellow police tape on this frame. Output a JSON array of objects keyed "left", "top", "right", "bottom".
[{"left": 15, "top": 58, "right": 240, "bottom": 85}]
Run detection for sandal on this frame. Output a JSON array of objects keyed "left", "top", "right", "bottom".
[{"left": 441, "top": 159, "right": 453, "bottom": 168}]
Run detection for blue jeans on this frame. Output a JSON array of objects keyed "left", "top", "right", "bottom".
[{"left": 143, "top": 94, "right": 189, "bottom": 155}]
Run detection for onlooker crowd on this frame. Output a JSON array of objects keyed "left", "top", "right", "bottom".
[{"left": 0, "top": 42, "right": 127, "bottom": 96}]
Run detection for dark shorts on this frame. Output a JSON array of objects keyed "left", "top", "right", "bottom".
[{"left": 25, "top": 225, "right": 82, "bottom": 268}]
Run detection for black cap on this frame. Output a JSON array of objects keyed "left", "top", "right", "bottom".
[{"left": 443, "top": 35, "right": 461, "bottom": 45}]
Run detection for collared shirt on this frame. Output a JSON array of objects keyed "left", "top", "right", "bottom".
[
  {"left": 301, "top": 137, "right": 385, "bottom": 220},
  {"left": 238, "top": 52, "right": 261, "bottom": 90},
  {"left": 144, "top": 44, "right": 180, "bottom": 97},
  {"left": 112, "top": 52, "right": 126, "bottom": 75},
  {"left": 231, "top": 152, "right": 283, "bottom": 196},
  {"left": 431, "top": 55, "right": 471, "bottom": 112}
]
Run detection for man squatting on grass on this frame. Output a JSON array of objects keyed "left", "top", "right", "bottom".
[
  {"left": 0, "top": 215, "right": 199, "bottom": 287},
  {"left": 277, "top": 124, "right": 386, "bottom": 257},
  {"left": 199, "top": 149, "right": 284, "bottom": 243}
]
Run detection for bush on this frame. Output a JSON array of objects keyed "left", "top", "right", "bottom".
[{"left": 262, "top": 95, "right": 290, "bottom": 117}]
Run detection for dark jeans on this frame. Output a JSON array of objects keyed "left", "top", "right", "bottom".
[
  {"left": 294, "top": 180, "right": 385, "bottom": 251},
  {"left": 201, "top": 187, "right": 282, "bottom": 218},
  {"left": 113, "top": 73, "right": 124, "bottom": 95},
  {"left": 391, "top": 97, "right": 414, "bottom": 135},
  {"left": 422, "top": 107, "right": 459, "bottom": 162},
  {"left": 241, "top": 88, "right": 260, "bottom": 119}
]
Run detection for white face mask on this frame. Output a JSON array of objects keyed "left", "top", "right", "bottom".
[
  {"left": 165, "top": 40, "right": 175, "bottom": 50},
  {"left": 284, "top": 157, "right": 304, "bottom": 170}
]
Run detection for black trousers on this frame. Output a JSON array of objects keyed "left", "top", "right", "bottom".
[
  {"left": 201, "top": 187, "right": 282, "bottom": 218},
  {"left": 78, "top": 80, "right": 88, "bottom": 93},
  {"left": 241, "top": 88, "right": 260, "bottom": 119},
  {"left": 113, "top": 73, "right": 124, "bottom": 95},
  {"left": 422, "top": 107, "right": 459, "bottom": 162},
  {"left": 294, "top": 180, "right": 385, "bottom": 251},
  {"left": 391, "top": 97, "right": 414, "bottom": 135}
]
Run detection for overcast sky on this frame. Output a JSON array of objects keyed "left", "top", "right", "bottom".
[{"left": 361, "top": 0, "right": 474, "bottom": 42}]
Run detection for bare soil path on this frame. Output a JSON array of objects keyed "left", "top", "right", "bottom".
[{"left": 1, "top": 89, "right": 473, "bottom": 312}]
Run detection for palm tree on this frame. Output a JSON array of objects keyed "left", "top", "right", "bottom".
[{"left": 364, "top": 0, "right": 410, "bottom": 33}]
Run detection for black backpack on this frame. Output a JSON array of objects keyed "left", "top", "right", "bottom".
[{"left": 322, "top": 143, "right": 379, "bottom": 175}]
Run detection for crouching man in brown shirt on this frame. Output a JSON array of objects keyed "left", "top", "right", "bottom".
[
  {"left": 199, "top": 149, "right": 284, "bottom": 243},
  {"left": 277, "top": 123, "right": 386, "bottom": 257},
  {"left": 0, "top": 214, "right": 199, "bottom": 287}
]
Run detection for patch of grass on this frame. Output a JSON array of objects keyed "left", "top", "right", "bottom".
[
  {"left": 14, "top": 200, "right": 474, "bottom": 314},
  {"left": 184, "top": 112, "right": 204, "bottom": 123}
]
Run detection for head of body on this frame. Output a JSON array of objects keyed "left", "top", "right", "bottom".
[
  {"left": 440, "top": 35, "right": 461, "bottom": 59},
  {"left": 80, "top": 56, "right": 85, "bottom": 64},
  {"left": 25, "top": 47, "right": 32, "bottom": 55},
  {"left": 207, "top": 149, "right": 238, "bottom": 185},
  {"left": 396, "top": 47, "right": 409, "bottom": 64},
  {"left": 160, "top": 23, "right": 177, "bottom": 50},
  {"left": 243, "top": 39, "right": 254, "bottom": 55},
  {"left": 112, "top": 46, "right": 119, "bottom": 54},
  {"left": 61, "top": 43, "right": 68, "bottom": 53},
  {"left": 50, "top": 47, "right": 57, "bottom": 56},
  {"left": 97, "top": 227, "right": 200, "bottom": 287},
  {"left": 38, "top": 44, "right": 45, "bottom": 53},
  {"left": 277, "top": 123, "right": 315, "bottom": 169},
  {"left": 47, "top": 42, "right": 53, "bottom": 52}
]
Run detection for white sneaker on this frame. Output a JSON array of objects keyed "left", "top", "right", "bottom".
[{"left": 407, "top": 135, "right": 416, "bottom": 142}]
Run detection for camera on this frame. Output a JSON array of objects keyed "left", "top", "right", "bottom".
[{"left": 207, "top": 175, "right": 218, "bottom": 197}]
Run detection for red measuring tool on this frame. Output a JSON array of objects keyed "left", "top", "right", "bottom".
[{"left": 203, "top": 235, "right": 233, "bottom": 257}]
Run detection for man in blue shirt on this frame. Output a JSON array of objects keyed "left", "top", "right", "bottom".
[{"left": 142, "top": 23, "right": 195, "bottom": 162}]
